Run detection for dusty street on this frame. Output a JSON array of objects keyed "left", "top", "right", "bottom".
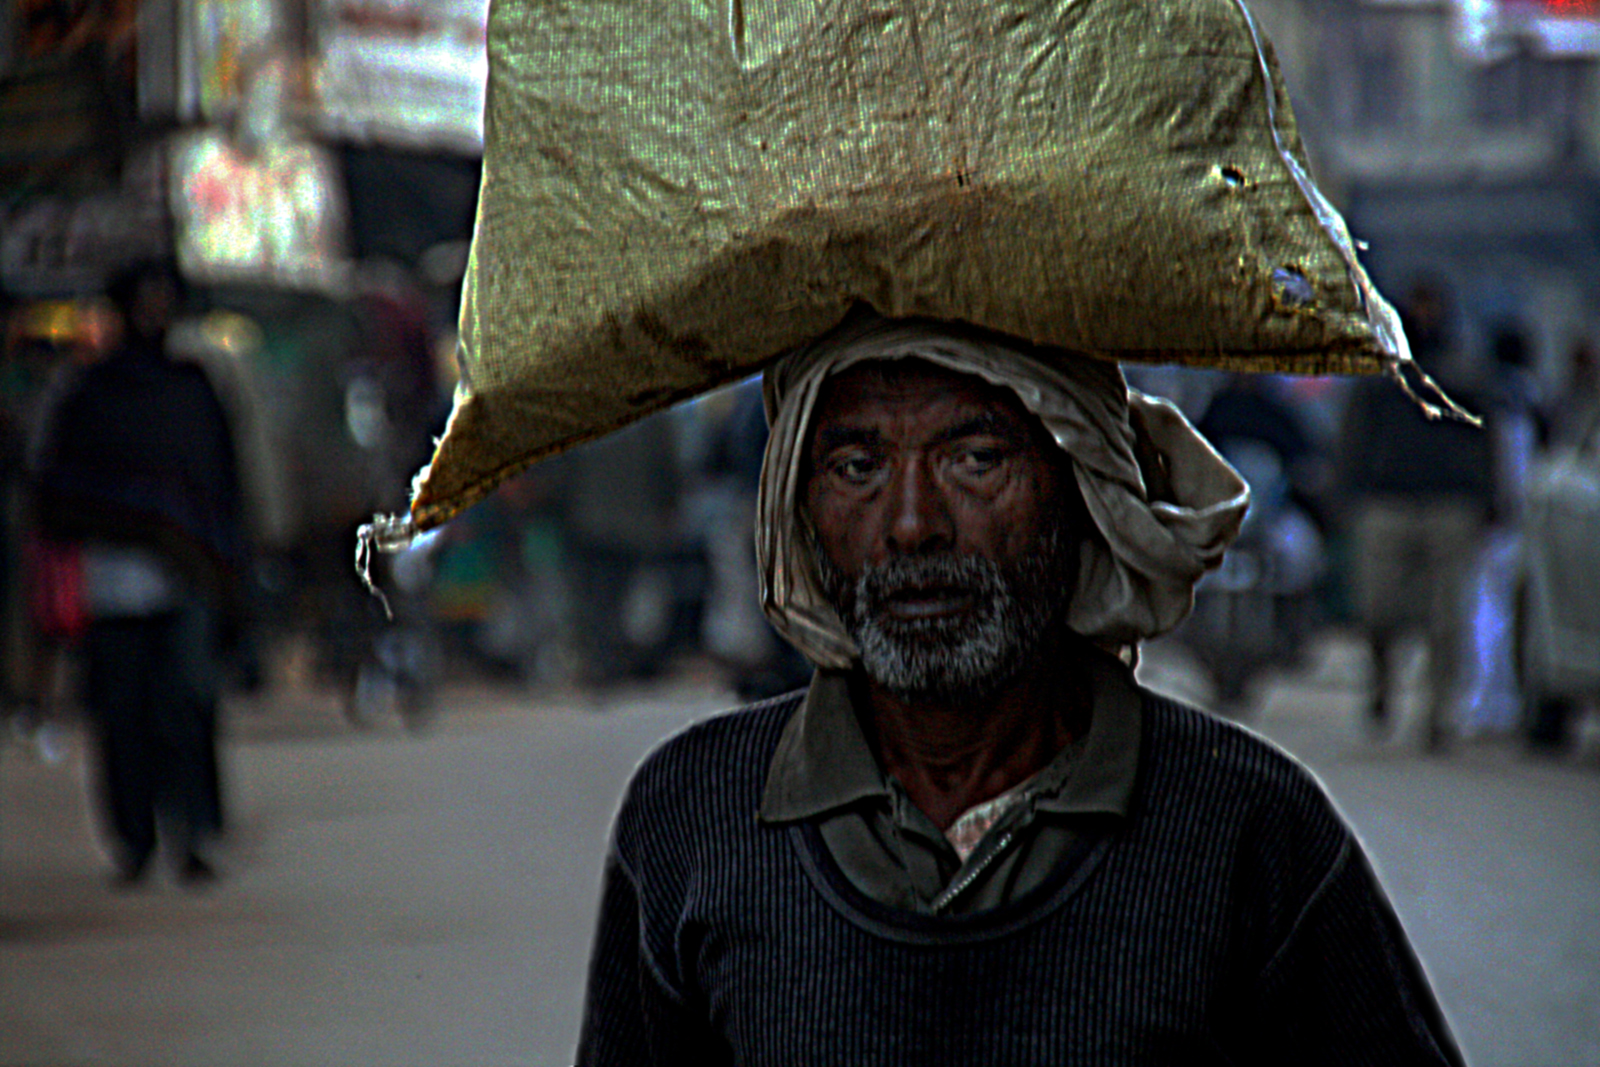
[{"left": 3, "top": 634, "right": 1597, "bottom": 1067}]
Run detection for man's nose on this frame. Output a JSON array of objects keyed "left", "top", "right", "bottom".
[{"left": 884, "top": 458, "right": 953, "bottom": 555}]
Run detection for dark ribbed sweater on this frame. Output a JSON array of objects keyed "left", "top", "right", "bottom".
[{"left": 576, "top": 689, "right": 1465, "bottom": 1066}]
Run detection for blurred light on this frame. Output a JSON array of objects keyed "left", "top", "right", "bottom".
[
  {"left": 198, "top": 310, "right": 266, "bottom": 360},
  {"left": 314, "top": 0, "right": 490, "bottom": 151},
  {"left": 17, "top": 302, "right": 81, "bottom": 344},
  {"left": 1531, "top": 0, "right": 1598, "bottom": 15},
  {"left": 77, "top": 300, "right": 120, "bottom": 356},
  {"left": 419, "top": 240, "right": 470, "bottom": 288},
  {"left": 345, "top": 376, "right": 390, "bottom": 449},
  {"left": 1458, "top": 0, "right": 1600, "bottom": 57},
  {"left": 171, "top": 129, "right": 350, "bottom": 290},
  {"left": 190, "top": 0, "right": 279, "bottom": 120},
  {"left": 433, "top": 331, "right": 461, "bottom": 387}
]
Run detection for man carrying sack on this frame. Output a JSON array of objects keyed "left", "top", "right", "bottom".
[
  {"left": 576, "top": 315, "right": 1464, "bottom": 1062},
  {"left": 362, "top": 0, "right": 1471, "bottom": 1059}
]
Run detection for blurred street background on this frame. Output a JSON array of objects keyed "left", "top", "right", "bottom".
[
  {"left": 3, "top": 644, "right": 1598, "bottom": 1066},
  {"left": 3, "top": 0, "right": 1600, "bottom": 1063}
]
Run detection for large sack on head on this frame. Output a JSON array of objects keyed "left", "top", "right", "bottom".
[{"left": 413, "top": 0, "right": 1408, "bottom": 530}]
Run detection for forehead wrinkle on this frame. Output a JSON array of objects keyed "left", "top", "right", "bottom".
[
  {"left": 818, "top": 355, "right": 983, "bottom": 405},
  {"left": 929, "top": 412, "right": 1031, "bottom": 448},
  {"left": 813, "top": 425, "right": 883, "bottom": 455},
  {"left": 813, "top": 361, "right": 1033, "bottom": 430}
]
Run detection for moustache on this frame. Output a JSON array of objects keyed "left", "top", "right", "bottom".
[{"left": 850, "top": 553, "right": 1006, "bottom": 623}]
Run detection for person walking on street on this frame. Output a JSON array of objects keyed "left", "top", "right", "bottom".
[
  {"left": 33, "top": 260, "right": 248, "bottom": 887},
  {"left": 1335, "top": 278, "right": 1496, "bottom": 751}
]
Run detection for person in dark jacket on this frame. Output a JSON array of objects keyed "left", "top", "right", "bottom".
[
  {"left": 576, "top": 314, "right": 1464, "bottom": 1064},
  {"left": 33, "top": 260, "right": 247, "bottom": 887},
  {"left": 1335, "top": 278, "right": 1496, "bottom": 751}
]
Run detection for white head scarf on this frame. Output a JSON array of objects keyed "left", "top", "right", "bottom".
[{"left": 755, "top": 315, "right": 1251, "bottom": 669}]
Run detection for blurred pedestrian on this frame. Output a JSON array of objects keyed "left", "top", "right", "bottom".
[
  {"left": 560, "top": 412, "right": 684, "bottom": 686},
  {"left": 32, "top": 259, "right": 248, "bottom": 887},
  {"left": 1184, "top": 374, "right": 1330, "bottom": 701},
  {"left": 1334, "top": 278, "right": 1495, "bottom": 750},
  {"left": 698, "top": 377, "right": 812, "bottom": 700},
  {"left": 3, "top": 298, "right": 106, "bottom": 758},
  {"left": 1550, "top": 338, "right": 1599, "bottom": 449},
  {"left": 1460, "top": 324, "right": 1544, "bottom": 736}
]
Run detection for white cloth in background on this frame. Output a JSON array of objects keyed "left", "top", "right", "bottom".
[{"left": 82, "top": 543, "right": 179, "bottom": 618}]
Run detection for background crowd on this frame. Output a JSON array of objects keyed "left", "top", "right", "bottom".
[
  {"left": 2, "top": 0, "right": 1600, "bottom": 901},
  {"left": 4, "top": 260, "right": 1597, "bottom": 769}
]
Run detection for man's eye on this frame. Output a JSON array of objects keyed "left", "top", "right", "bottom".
[
  {"left": 830, "top": 454, "right": 880, "bottom": 483},
  {"left": 953, "top": 446, "right": 1004, "bottom": 474}
]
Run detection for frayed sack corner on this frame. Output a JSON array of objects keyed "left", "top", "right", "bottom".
[
  {"left": 1385, "top": 354, "right": 1485, "bottom": 429},
  {"left": 353, "top": 511, "right": 420, "bottom": 620}
]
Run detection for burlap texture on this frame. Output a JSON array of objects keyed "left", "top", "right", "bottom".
[{"left": 411, "top": 0, "right": 1406, "bottom": 530}]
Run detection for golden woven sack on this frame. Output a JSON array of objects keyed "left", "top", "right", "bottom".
[{"left": 409, "top": 0, "right": 1408, "bottom": 531}]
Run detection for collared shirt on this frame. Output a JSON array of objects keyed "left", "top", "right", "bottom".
[{"left": 758, "top": 642, "right": 1142, "bottom": 915}]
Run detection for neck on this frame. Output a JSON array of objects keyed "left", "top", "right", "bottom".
[{"left": 859, "top": 625, "right": 1092, "bottom": 831}]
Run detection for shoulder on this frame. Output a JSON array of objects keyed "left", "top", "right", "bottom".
[
  {"left": 68, "top": 353, "right": 212, "bottom": 404},
  {"left": 1136, "top": 691, "right": 1351, "bottom": 859},
  {"left": 1141, "top": 693, "right": 1320, "bottom": 792},
  {"left": 617, "top": 689, "right": 804, "bottom": 834},
  {"left": 1130, "top": 693, "right": 1365, "bottom": 946}
]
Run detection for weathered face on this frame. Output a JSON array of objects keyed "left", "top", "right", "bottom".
[{"left": 804, "top": 358, "right": 1082, "bottom": 699}]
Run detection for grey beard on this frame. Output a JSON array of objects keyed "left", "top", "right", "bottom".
[{"left": 812, "top": 528, "right": 1071, "bottom": 702}]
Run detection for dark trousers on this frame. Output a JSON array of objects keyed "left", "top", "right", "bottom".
[
  {"left": 570, "top": 539, "right": 646, "bottom": 682},
  {"left": 84, "top": 610, "right": 221, "bottom": 867}
]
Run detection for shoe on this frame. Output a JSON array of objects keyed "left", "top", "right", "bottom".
[
  {"left": 32, "top": 722, "right": 67, "bottom": 765},
  {"left": 111, "top": 854, "right": 151, "bottom": 890},
  {"left": 1362, "top": 696, "right": 1391, "bottom": 741},
  {"left": 179, "top": 853, "right": 219, "bottom": 887}
]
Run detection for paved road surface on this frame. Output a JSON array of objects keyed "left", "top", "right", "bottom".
[{"left": 2, "top": 635, "right": 1597, "bottom": 1066}]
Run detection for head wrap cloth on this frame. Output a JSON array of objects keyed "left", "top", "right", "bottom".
[{"left": 756, "top": 317, "right": 1251, "bottom": 669}]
